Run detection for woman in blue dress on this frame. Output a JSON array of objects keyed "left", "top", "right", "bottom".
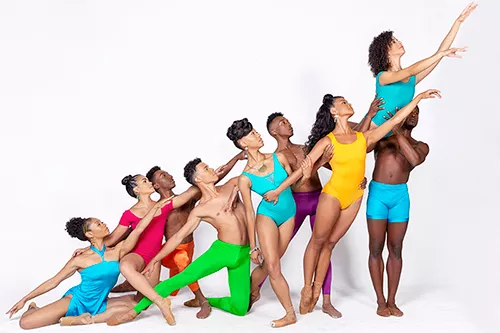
[{"left": 6, "top": 198, "right": 171, "bottom": 329}]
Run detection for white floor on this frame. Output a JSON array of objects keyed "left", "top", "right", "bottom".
[{"left": 1, "top": 284, "right": 491, "bottom": 333}]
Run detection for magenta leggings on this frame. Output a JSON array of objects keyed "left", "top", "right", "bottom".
[{"left": 259, "top": 189, "right": 333, "bottom": 295}]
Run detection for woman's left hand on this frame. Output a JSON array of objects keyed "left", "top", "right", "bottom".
[
  {"left": 263, "top": 190, "right": 279, "bottom": 205},
  {"left": 6, "top": 299, "right": 26, "bottom": 318},
  {"left": 457, "top": 2, "right": 478, "bottom": 23}
]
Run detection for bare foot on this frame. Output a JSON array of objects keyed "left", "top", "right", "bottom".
[
  {"left": 322, "top": 302, "right": 342, "bottom": 318},
  {"left": 248, "top": 287, "right": 261, "bottom": 311},
  {"left": 111, "top": 280, "right": 136, "bottom": 293},
  {"left": 299, "top": 286, "right": 313, "bottom": 315},
  {"left": 376, "top": 303, "right": 391, "bottom": 317},
  {"left": 271, "top": 311, "right": 297, "bottom": 328},
  {"left": 196, "top": 301, "right": 212, "bottom": 319},
  {"left": 184, "top": 298, "right": 200, "bottom": 307},
  {"left": 107, "top": 309, "right": 137, "bottom": 326},
  {"left": 60, "top": 313, "right": 93, "bottom": 326},
  {"left": 156, "top": 298, "right": 176, "bottom": 325},
  {"left": 28, "top": 302, "right": 38, "bottom": 311},
  {"left": 387, "top": 303, "right": 404, "bottom": 317},
  {"left": 309, "top": 282, "right": 322, "bottom": 313}
]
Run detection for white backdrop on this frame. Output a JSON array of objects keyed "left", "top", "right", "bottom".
[{"left": 1, "top": 1, "right": 499, "bottom": 333}]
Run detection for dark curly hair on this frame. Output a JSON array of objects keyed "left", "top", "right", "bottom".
[
  {"left": 121, "top": 174, "right": 140, "bottom": 198},
  {"left": 368, "top": 30, "right": 394, "bottom": 77},
  {"left": 304, "top": 94, "right": 342, "bottom": 153},
  {"left": 65, "top": 217, "right": 92, "bottom": 242},
  {"left": 226, "top": 118, "right": 253, "bottom": 149},
  {"left": 184, "top": 158, "right": 202, "bottom": 186},
  {"left": 266, "top": 112, "right": 284, "bottom": 133}
]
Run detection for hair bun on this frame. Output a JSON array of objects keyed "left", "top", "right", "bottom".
[
  {"left": 323, "top": 94, "right": 334, "bottom": 105},
  {"left": 121, "top": 175, "right": 133, "bottom": 186}
]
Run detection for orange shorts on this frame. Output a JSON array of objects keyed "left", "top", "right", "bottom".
[{"left": 161, "top": 240, "right": 199, "bottom": 295}]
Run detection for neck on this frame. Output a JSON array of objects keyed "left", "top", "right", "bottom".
[
  {"left": 334, "top": 117, "right": 354, "bottom": 134},
  {"left": 400, "top": 126, "right": 413, "bottom": 137},
  {"left": 91, "top": 239, "right": 105, "bottom": 251},
  {"left": 158, "top": 188, "right": 175, "bottom": 199},
  {"left": 275, "top": 135, "right": 293, "bottom": 150},
  {"left": 197, "top": 182, "right": 218, "bottom": 201},
  {"left": 246, "top": 148, "right": 265, "bottom": 165},
  {"left": 137, "top": 194, "right": 154, "bottom": 205},
  {"left": 389, "top": 56, "right": 402, "bottom": 71}
]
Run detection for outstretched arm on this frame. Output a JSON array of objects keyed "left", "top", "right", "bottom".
[
  {"left": 172, "top": 186, "right": 200, "bottom": 209},
  {"left": 352, "top": 96, "right": 384, "bottom": 132},
  {"left": 238, "top": 176, "right": 262, "bottom": 265},
  {"left": 118, "top": 198, "right": 172, "bottom": 258},
  {"left": 103, "top": 224, "right": 129, "bottom": 247},
  {"left": 417, "top": 2, "right": 477, "bottom": 84},
  {"left": 6, "top": 257, "right": 80, "bottom": 318},
  {"left": 364, "top": 90, "right": 441, "bottom": 148},
  {"left": 214, "top": 151, "right": 247, "bottom": 184}
]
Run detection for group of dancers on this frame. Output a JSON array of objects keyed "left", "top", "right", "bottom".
[{"left": 6, "top": 2, "right": 477, "bottom": 329}]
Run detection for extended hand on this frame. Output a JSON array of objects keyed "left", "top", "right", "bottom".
[
  {"left": 238, "top": 151, "right": 248, "bottom": 161},
  {"left": 368, "top": 95, "right": 385, "bottom": 117},
  {"left": 72, "top": 246, "right": 89, "bottom": 258},
  {"left": 382, "top": 109, "right": 402, "bottom": 133},
  {"left": 263, "top": 190, "right": 279, "bottom": 205},
  {"left": 6, "top": 299, "right": 25, "bottom": 318},
  {"left": 250, "top": 249, "right": 263, "bottom": 265},
  {"left": 141, "top": 261, "right": 156, "bottom": 277},
  {"left": 300, "top": 155, "right": 313, "bottom": 179},
  {"left": 215, "top": 164, "right": 228, "bottom": 177},
  {"left": 457, "top": 2, "right": 478, "bottom": 23},
  {"left": 320, "top": 144, "right": 334, "bottom": 165},
  {"left": 155, "top": 197, "right": 173, "bottom": 209},
  {"left": 442, "top": 47, "right": 468, "bottom": 58},
  {"left": 419, "top": 89, "right": 442, "bottom": 100}
]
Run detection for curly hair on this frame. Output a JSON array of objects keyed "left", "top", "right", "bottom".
[
  {"left": 184, "top": 158, "right": 202, "bottom": 186},
  {"left": 226, "top": 118, "right": 253, "bottom": 149},
  {"left": 368, "top": 30, "right": 393, "bottom": 77},
  {"left": 121, "top": 174, "right": 140, "bottom": 198},
  {"left": 266, "top": 112, "right": 284, "bottom": 133},
  {"left": 65, "top": 217, "right": 92, "bottom": 242},
  {"left": 304, "top": 94, "right": 342, "bottom": 153}
]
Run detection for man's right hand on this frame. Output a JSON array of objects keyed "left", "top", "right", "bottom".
[{"left": 72, "top": 246, "right": 89, "bottom": 258}]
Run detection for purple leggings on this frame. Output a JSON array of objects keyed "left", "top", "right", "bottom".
[{"left": 259, "top": 189, "right": 333, "bottom": 295}]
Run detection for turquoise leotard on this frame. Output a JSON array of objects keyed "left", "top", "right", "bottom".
[
  {"left": 373, "top": 71, "right": 416, "bottom": 126},
  {"left": 62, "top": 245, "right": 120, "bottom": 316},
  {"left": 242, "top": 153, "right": 296, "bottom": 227}
]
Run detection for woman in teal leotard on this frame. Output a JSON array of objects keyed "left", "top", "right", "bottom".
[
  {"left": 226, "top": 118, "right": 299, "bottom": 328},
  {"left": 6, "top": 199, "right": 170, "bottom": 329},
  {"left": 368, "top": 2, "right": 476, "bottom": 129}
]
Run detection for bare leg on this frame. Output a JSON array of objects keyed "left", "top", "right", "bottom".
[
  {"left": 110, "top": 280, "right": 135, "bottom": 293},
  {"left": 257, "top": 215, "right": 296, "bottom": 327},
  {"left": 367, "top": 218, "right": 391, "bottom": 317},
  {"left": 312, "top": 197, "right": 362, "bottom": 315},
  {"left": 386, "top": 222, "right": 408, "bottom": 317},
  {"left": 301, "top": 194, "right": 340, "bottom": 315},
  {"left": 19, "top": 297, "right": 71, "bottom": 329}
]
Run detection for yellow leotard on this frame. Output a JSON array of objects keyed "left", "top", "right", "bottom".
[{"left": 322, "top": 131, "right": 366, "bottom": 209}]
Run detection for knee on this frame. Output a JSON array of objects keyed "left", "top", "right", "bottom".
[
  {"left": 323, "top": 240, "right": 337, "bottom": 252},
  {"left": 233, "top": 303, "right": 248, "bottom": 316},
  {"left": 388, "top": 243, "right": 403, "bottom": 260},
  {"left": 265, "top": 259, "right": 281, "bottom": 279},
  {"left": 119, "top": 261, "right": 136, "bottom": 276},
  {"left": 310, "top": 234, "right": 328, "bottom": 250},
  {"left": 19, "top": 317, "right": 35, "bottom": 330},
  {"left": 369, "top": 242, "right": 384, "bottom": 258}
]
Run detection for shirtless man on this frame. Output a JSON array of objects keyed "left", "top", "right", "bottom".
[
  {"left": 366, "top": 106, "right": 429, "bottom": 317},
  {"left": 254, "top": 112, "right": 369, "bottom": 318},
  {"left": 108, "top": 158, "right": 250, "bottom": 326},
  {"left": 111, "top": 152, "right": 246, "bottom": 320}
]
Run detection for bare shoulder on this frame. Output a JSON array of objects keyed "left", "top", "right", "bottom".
[
  {"left": 238, "top": 174, "right": 251, "bottom": 187},
  {"left": 417, "top": 141, "right": 430, "bottom": 153}
]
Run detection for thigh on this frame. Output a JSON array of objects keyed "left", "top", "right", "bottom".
[
  {"left": 173, "top": 249, "right": 191, "bottom": 269},
  {"left": 256, "top": 215, "right": 280, "bottom": 264},
  {"left": 328, "top": 197, "right": 363, "bottom": 244},
  {"left": 106, "top": 295, "right": 137, "bottom": 308},
  {"left": 387, "top": 191, "right": 410, "bottom": 223},
  {"left": 278, "top": 216, "right": 295, "bottom": 258},
  {"left": 312, "top": 193, "right": 342, "bottom": 241},
  {"left": 147, "top": 260, "right": 162, "bottom": 286},
  {"left": 367, "top": 218, "right": 388, "bottom": 249},
  {"left": 387, "top": 222, "right": 408, "bottom": 250},
  {"left": 121, "top": 253, "right": 145, "bottom": 272},
  {"left": 366, "top": 188, "right": 389, "bottom": 221},
  {"left": 20, "top": 297, "right": 71, "bottom": 329}
]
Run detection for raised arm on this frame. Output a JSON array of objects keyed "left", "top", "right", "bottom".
[
  {"left": 416, "top": 3, "right": 477, "bottom": 84},
  {"left": 103, "top": 224, "right": 129, "bottom": 247},
  {"left": 6, "top": 257, "right": 80, "bottom": 318},
  {"left": 352, "top": 95, "right": 383, "bottom": 132},
  {"left": 214, "top": 151, "right": 247, "bottom": 184},
  {"left": 364, "top": 90, "right": 441, "bottom": 148},
  {"left": 379, "top": 47, "right": 466, "bottom": 86},
  {"left": 238, "top": 175, "right": 261, "bottom": 264},
  {"left": 396, "top": 136, "right": 430, "bottom": 168},
  {"left": 118, "top": 198, "right": 171, "bottom": 259},
  {"left": 172, "top": 185, "right": 200, "bottom": 209}
]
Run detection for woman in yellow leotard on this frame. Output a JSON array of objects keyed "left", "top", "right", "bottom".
[{"left": 264, "top": 89, "right": 441, "bottom": 317}]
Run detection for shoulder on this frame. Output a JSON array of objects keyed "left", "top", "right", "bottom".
[
  {"left": 417, "top": 141, "right": 430, "bottom": 153},
  {"left": 238, "top": 174, "right": 251, "bottom": 187}
]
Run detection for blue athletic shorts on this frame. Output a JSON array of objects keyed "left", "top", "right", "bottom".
[{"left": 366, "top": 180, "right": 410, "bottom": 223}]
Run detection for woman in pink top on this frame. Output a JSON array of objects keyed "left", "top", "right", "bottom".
[{"left": 101, "top": 174, "right": 200, "bottom": 319}]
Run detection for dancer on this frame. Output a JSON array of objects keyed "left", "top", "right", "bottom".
[
  {"left": 367, "top": 106, "right": 429, "bottom": 317},
  {"left": 368, "top": 2, "right": 476, "bottom": 128},
  {"left": 263, "top": 90, "right": 441, "bottom": 316},
  {"left": 6, "top": 199, "right": 170, "bottom": 329},
  {"left": 110, "top": 152, "right": 246, "bottom": 319},
  {"left": 251, "top": 112, "right": 369, "bottom": 318},
  {"left": 227, "top": 118, "right": 297, "bottom": 327},
  {"left": 107, "top": 158, "right": 250, "bottom": 326}
]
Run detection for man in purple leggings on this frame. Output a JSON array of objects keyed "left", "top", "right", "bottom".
[{"left": 249, "top": 113, "right": 366, "bottom": 318}]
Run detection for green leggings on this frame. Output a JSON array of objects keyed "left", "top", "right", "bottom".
[{"left": 134, "top": 240, "right": 250, "bottom": 316}]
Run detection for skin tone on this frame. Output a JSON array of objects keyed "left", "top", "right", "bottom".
[
  {"left": 111, "top": 152, "right": 246, "bottom": 319},
  {"left": 107, "top": 167, "right": 249, "bottom": 326},
  {"left": 237, "top": 128, "right": 297, "bottom": 328},
  {"left": 6, "top": 199, "right": 170, "bottom": 329},
  {"left": 371, "top": 2, "right": 477, "bottom": 128},
  {"left": 263, "top": 89, "right": 441, "bottom": 316},
  {"left": 368, "top": 107, "right": 429, "bottom": 317}
]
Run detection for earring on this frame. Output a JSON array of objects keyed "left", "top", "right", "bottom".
[
  {"left": 137, "top": 194, "right": 140, "bottom": 201},
  {"left": 244, "top": 146, "right": 248, "bottom": 151}
]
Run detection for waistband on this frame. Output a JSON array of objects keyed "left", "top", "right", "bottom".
[
  {"left": 213, "top": 239, "right": 250, "bottom": 249},
  {"left": 370, "top": 180, "right": 408, "bottom": 190},
  {"left": 177, "top": 240, "right": 195, "bottom": 248},
  {"left": 293, "top": 189, "right": 322, "bottom": 197}
]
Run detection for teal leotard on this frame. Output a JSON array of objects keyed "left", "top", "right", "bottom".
[
  {"left": 62, "top": 245, "right": 120, "bottom": 316},
  {"left": 373, "top": 71, "right": 416, "bottom": 126},
  {"left": 242, "top": 153, "right": 296, "bottom": 227}
]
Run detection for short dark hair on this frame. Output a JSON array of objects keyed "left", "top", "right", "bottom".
[
  {"left": 368, "top": 30, "right": 394, "bottom": 77},
  {"left": 66, "top": 217, "right": 91, "bottom": 242},
  {"left": 226, "top": 118, "right": 253, "bottom": 149},
  {"left": 146, "top": 166, "right": 161, "bottom": 183},
  {"left": 266, "top": 112, "right": 284, "bottom": 133},
  {"left": 184, "top": 158, "right": 202, "bottom": 186}
]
